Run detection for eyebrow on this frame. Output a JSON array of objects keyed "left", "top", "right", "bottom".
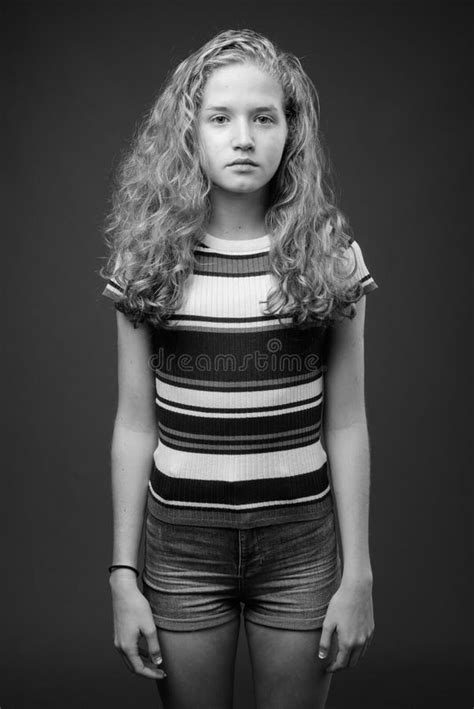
[{"left": 203, "top": 104, "right": 280, "bottom": 113}]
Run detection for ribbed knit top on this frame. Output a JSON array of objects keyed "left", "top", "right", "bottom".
[{"left": 102, "top": 232, "right": 378, "bottom": 528}]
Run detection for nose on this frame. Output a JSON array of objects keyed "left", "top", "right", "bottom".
[{"left": 231, "top": 119, "right": 255, "bottom": 150}]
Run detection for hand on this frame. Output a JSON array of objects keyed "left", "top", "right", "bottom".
[
  {"left": 318, "top": 576, "right": 374, "bottom": 673},
  {"left": 110, "top": 571, "right": 167, "bottom": 680}
]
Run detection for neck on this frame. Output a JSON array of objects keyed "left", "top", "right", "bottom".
[{"left": 206, "top": 185, "right": 269, "bottom": 239}]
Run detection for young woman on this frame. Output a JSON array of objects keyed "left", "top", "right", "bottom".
[{"left": 101, "top": 28, "right": 377, "bottom": 709}]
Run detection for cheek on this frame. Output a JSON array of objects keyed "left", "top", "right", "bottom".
[
  {"left": 266, "top": 130, "right": 286, "bottom": 156},
  {"left": 201, "top": 136, "right": 222, "bottom": 164},
  {"left": 198, "top": 136, "right": 218, "bottom": 174},
  {"left": 266, "top": 140, "right": 286, "bottom": 170}
]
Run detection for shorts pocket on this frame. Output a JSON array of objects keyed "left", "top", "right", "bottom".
[{"left": 145, "top": 513, "right": 198, "bottom": 559}]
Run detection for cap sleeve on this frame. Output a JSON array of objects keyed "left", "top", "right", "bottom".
[
  {"left": 101, "top": 250, "right": 131, "bottom": 314},
  {"left": 344, "top": 238, "right": 379, "bottom": 297},
  {"left": 101, "top": 264, "right": 138, "bottom": 320},
  {"left": 101, "top": 264, "right": 147, "bottom": 328},
  {"left": 101, "top": 275, "right": 126, "bottom": 304}
]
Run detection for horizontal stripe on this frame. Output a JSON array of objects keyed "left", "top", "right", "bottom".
[
  {"left": 148, "top": 482, "right": 331, "bottom": 512},
  {"left": 156, "top": 401, "right": 322, "bottom": 431},
  {"left": 157, "top": 428, "right": 320, "bottom": 454},
  {"left": 153, "top": 364, "right": 324, "bottom": 407},
  {"left": 146, "top": 485, "right": 334, "bottom": 528},
  {"left": 151, "top": 440, "right": 327, "bottom": 481},
  {"left": 149, "top": 460, "right": 329, "bottom": 507}
]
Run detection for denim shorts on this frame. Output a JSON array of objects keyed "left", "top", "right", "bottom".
[{"left": 142, "top": 505, "right": 342, "bottom": 632}]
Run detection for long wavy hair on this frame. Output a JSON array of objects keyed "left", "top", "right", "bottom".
[{"left": 99, "top": 28, "right": 363, "bottom": 329}]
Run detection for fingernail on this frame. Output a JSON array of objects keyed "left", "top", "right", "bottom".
[
  {"left": 161, "top": 671, "right": 167, "bottom": 678},
  {"left": 153, "top": 656, "right": 162, "bottom": 665},
  {"left": 318, "top": 651, "right": 327, "bottom": 659}
]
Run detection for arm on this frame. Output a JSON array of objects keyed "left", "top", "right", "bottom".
[
  {"left": 110, "top": 309, "right": 158, "bottom": 572},
  {"left": 108, "top": 310, "right": 166, "bottom": 680},
  {"left": 323, "top": 296, "right": 372, "bottom": 582},
  {"left": 318, "top": 296, "right": 375, "bottom": 671}
]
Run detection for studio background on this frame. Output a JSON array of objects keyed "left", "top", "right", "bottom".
[{"left": 3, "top": 1, "right": 471, "bottom": 707}]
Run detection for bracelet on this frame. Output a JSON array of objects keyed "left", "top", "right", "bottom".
[{"left": 108, "top": 564, "right": 140, "bottom": 577}]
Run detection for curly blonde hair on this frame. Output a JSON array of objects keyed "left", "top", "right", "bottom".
[{"left": 99, "top": 28, "right": 362, "bottom": 329}]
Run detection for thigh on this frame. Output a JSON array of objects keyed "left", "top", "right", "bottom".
[
  {"left": 241, "top": 511, "right": 341, "bottom": 708},
  {"left": 156, "top": 617, "right": 241, "bottom": 709},
  {"left": 142, "top": 512, "right": 241, "bottom": 631},
  {"left": 243, "top": 510, "right": 342, "bottom": 631},
  {"left": 142, "top": 513, "right": 242, "bottom": 707},
  {"left": 244, "top": 621, "right": 337, "bottom": 709}
]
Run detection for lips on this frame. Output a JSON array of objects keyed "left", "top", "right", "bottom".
[{"left": 229, "top": 160, "right": 258, "bottom": 166}]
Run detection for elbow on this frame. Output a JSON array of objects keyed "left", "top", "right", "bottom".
[{"left": 323, "top": 412, "right": 368, "bottom": 436}]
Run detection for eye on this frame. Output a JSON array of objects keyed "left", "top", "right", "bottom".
[
  {"left": 255, "top": 115, "right": 274, "bottom": 125},
  {"left": 210, "top": 115, "right": 228, "bottom": 124}
]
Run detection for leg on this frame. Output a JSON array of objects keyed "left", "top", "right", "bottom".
[
  {"left": 154, "top": 616, "right": 241, "bottom": 709},
  {"left": 240, "top": 509, "right": 342, "bottom": 708},
  {"left": 244, "top": 619, "right": 337, "bottom": 709}
]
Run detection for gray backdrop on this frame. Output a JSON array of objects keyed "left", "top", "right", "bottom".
[{"left": 3, "top": 1, "right": 471, "bottom": 707}]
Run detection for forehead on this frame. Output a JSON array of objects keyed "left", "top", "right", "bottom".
[{"left": 201, "top": 62, "right": 284, "bottom": 107}]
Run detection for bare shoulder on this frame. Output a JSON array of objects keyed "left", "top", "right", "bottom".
[
  {"left": 323, "top": 296, "right": 366, "bottom": 431},
  {"left": 115, "top": 310, "right": 157, "bottom": 432}
]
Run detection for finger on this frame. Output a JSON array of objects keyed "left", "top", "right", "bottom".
[
  {"left": 126, "top": 645, "right": 167, "bottom": 680},
  {"left": 348, "top": 643, "right": 365, "bottom": 668},
  {"left": 138, "top": 646, "right": 158, "bottom": 666},
  {"left": 137, "top": 636, "right": 163, "bottom": 670},
  {"left": 137, "top": 646, "right": 164, "bottom": 673},
  {"left": 143, "top": 627, "right": 162, "bottom": 666},
  {"left": 326, "top": 645, "right": 350, "bottom": 673},
  {"left": 119, "top": 647, "right": 165, "bottom": 679},
  {"left": 318, "top": 621, "right": 335, "bottom": 660}
]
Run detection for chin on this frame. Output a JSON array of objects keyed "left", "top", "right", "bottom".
[
  {"left": 231, "top": 187, "right": 262, "bottom": 196},
  {"left": 223, "top": 180, "right": 264, "bottom": 194}
]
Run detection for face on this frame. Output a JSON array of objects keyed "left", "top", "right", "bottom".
[{"left": 197, "top": 62, "right": 288, "bottom": 196}]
